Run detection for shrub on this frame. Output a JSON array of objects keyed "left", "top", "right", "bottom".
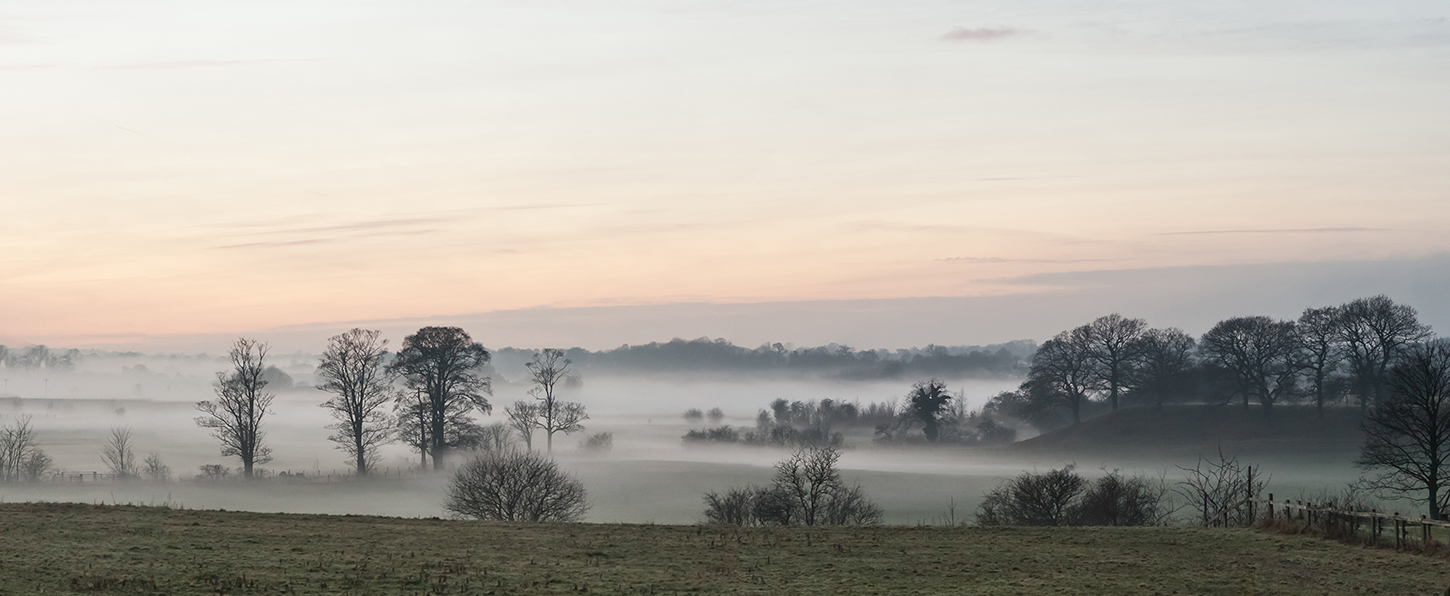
[
  {"left": 976, "top": 465, "right": 1171, "bottom": 526},
  {"left": 683, "top": 409, "right": 704, "bottom": 423},
  {"left": 445, "top": 450, "right": 589, "bottom": 522},
  {"left": 578, "top": 432, "right": 613, "bottom": 453},
  {"left": 702, "top": 446, "right": 882, "bottom": 526},
  {"left": 683, "top": 426, "right": 740, "bottom": 444}
]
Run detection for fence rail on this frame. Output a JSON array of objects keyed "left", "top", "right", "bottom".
[{"left": 1259, "top": 494, "right": 1450, "bottom": 550}]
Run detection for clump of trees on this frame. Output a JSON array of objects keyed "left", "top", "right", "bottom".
[
  {"left": 989, "top": 295, "right": 1434, "bottom": 431},
  {"left": 0, "top": 416, "right": 51, "bottom": 482},
  {"left": 702, "top": 446, "right": 883, "bottom": 526},
  {"left": 874, "top": 380, "right": 1016, "bottom": 445},
  {"left": 976, "top": 465, "right": 1172, "bottom": 526},
  {"left": 444, "top": 450, "right": 590, "bottom": 522}
]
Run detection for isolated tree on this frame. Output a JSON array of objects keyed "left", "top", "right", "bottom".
[
  {"left": 195, "top": 338, "right": 274, "bottom": 478},
  {"left": 1027, "top": 328, "right": 1101, "bottom": 425},
  {"left": 388, "top": 327, "right": 492, "bottom": 469},
  {"left": 1358, "top": 341, "right": 1450, "bottom": 520},
  {"left": 702, "top": 445, "right": 882, "bottom": 527},
  {"left": 316, "top": 328, "right": 395, "bottom": 475},
  {"left": 1084, "top": 314, "right": 1148, "bottom": 411},
  {"left": 1130, "top": 327, "right": 1197, "bottom": 410},
  {"left": 683, "top": 408, "right": 704, "bottom": 424},
  {"left": 444, "top": 450, "right": 590, "bottom": 522},
  {"left": 1336, "top": 295, "right": 1433, "bottom": 409},
  {"left": 1199, "top": 317, "right": 1299, "bottom": 420},
  {"left": 707, "top": 407, "right": 725, "bottom": 424},
  {"left": 1297, "top": 306, "right": 1345, "bottom": 418},
  {"left": 505, "top": 400, "right": 539, "bottom": 451},
  {"left": 101, "top": 427, "right": 138, "bottom": 480},
  {"left": 903, "top": 378, "right": 954, "bottom": 441},
  {"left": 527, "top": 349, "right": 587, "bottom": 452},
  {"left": 143, "top": 453, "right": 171, "bottom": 482}
]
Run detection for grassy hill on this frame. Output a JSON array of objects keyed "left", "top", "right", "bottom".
[
  {"left": 1011, "top": 405, "right": 1366, "bottom": 460},
  {"left": 2, "top": 502, "right": 1448, "bottom": 595}
]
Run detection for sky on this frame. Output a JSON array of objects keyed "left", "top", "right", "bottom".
[{"left": 2, "top": 0, "right": 1448, "bottom": 351}]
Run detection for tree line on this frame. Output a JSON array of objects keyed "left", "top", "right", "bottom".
[
  {"left": 196, "top": 326, "right": 590, "bottom": 479},
  {"left": 989, "top": 295, "right": 1435, "bottom": 429}
]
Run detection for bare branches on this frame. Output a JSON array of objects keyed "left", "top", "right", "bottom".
[
  {"left": 1357, "top": 341, "right": 1450, "bottom": 519},
  {"left": 387, "top": 327, "right": 492, "bottom": 469},
  {"left": 1199, "top": 316, "right": 1299, "bottom": 419},
  {"left": 526, "top": 349, "right": 587, "bottom": 452},
  {"left": 505, "top": 400, "right": 540, "bottom": 451},
  {"left": 101, "top": 427, "right": 138, "bottom": 480},
  {"left": 444, "top": 451, "right": 590, "bottom": 522},
  {"left": 316, "top": 328, "right": 395, "bottom": 475},
  {"left": 1175, "top": 450, "right": 1265, "bottom": 527},
  {"left": 195, "top": 338, "right": 274, "bottom": 478},
  {"left": 703, "top": 445, "right": 882, "bottom": 527},
  {"left": 1083, "top": 314, "right": 1148, "bottom": 411},
  {"left": 0, "top": 416, "right": 48, "bottom": 483}
]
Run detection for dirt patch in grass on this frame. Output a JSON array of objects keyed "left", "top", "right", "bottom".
[{"left": 2, "top": 502, "right": 1448, "bottom": 595}]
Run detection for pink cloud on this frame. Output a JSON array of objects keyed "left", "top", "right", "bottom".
[{"left": 940, "top": 27, "right": 1024, "bottom": 42}]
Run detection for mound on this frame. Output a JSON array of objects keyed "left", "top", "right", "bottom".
[{"left": 1011, "top": 405, "right": 1365, "bottom": 458}]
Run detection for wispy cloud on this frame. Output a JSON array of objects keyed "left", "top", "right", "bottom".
[
  {"left": 1156, "top": 227, "right": 1392, "bottom": 236},
  {"left": 939, "top": 257, "right": 1111, "bottom": 264},
  {"left": 99, "top": 58, "right": 321, "bottom": 70},
  {"left": 940, "top": 27, "right": 1025, "bottom": 43}
]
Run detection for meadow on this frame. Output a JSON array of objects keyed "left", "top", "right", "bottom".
[{"left": 5, "top": 502, "right": 1449, "bottom": 595}]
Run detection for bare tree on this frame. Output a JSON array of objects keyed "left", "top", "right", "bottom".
[
  {"left": 1027, "top": 328, "right": 1101, "bottom": 425},
  {"left": 1175, "top": 450, "right": 1266, "bottom": 527},
  {"left": 1084, "top": 314, "right": 1148, "bottom": 411},
  {"left": 1298, "top": 306, "right": 1345, "bottom": 418},
  {"left": 976, "top": 465, "right": 1088, "bottom": 526},
  {"left": 387, "top": 327, "right": 492, "bottom": 469},
  {"left": 444, "top": 450, "right": 590, "bottom": 522},
  {"left": 316, "top": 328, "right": 395, "bottom": 475},
  {"left": 706, "top": 407, "right": 725, "bottom": 424},
  {"left": 1130, "top": 327, "right": 1197, "bottom": 411},
  {"left": 1199, "top": 317, "right": 1299, "bottom": 420},
  {"left": 1358, "top": 341, "right": 1450, "bottom": 519},
  {"left": 702, "top": 445, "right": 882, "bottom": 526},
  {"left": 505, "top": 400, "right": 539, "bottom": 451},
  {"left": 477, "top": 422, "right": 514, "bottom": 453},
  {"left": 527, "top": 349, "right": 587, "bottom": 452},
  {"left": 143, "top": 453, "right": 171, "bottom": 482},
  {"left": 195, "top": 338, "right": 274, "bottom": 478},
  {"left": 101, "top": 427, "right": 138, "bottom": 480},
  {"left": 0, "top": 416, "right": 45, "bottom": 483},
  {"left": 1336, "top": 295, "right": 1434, "bottom": 409}
]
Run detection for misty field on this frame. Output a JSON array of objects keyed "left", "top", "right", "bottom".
[{"left": 4, "top": 503, "right": 1448, "bottom": 595}]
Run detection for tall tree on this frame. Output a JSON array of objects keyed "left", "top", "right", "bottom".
[
  {"left": 1358, "top": 341, "right": 1450, "bottom": 520},
  {"left": 387, "top": 327, "right": 492, "bottom": 469},
  {"left": 903, "top": 378, "right": 954, "bottom": 441},
  {"left": 527, "top": 349, "right": 586, "bottom": 452},
  {"left": 101, "top": 427, "right": 138, "bottom": 480},
  {"left": 1297, "top": 306, "right": 1344, "bottom": 419},
  {"left": 1027, "top": 327, "right": 1101, "bottom": 426},
  {"left": 195, "top": 338, "right": 274, "bottom": 478},
  {"left": 1084, "top": 314, "right": 1148, "bottom": 411},
  {"left": 1335, "top": 295, "right": 1434, "bottom": 409},
  {"left": 316, "top": 328, "right": 395, "bottom": 475},
  {"left": 1199, "top": 317, "right": 1299, "bottom": 420},
  {"left": 1130, "top": 327, "right": 1197, "bottom": 411}
]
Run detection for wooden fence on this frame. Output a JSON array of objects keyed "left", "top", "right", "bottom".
[{"left": 1260, "top": 493, "right": 1450, "bottom": 550}]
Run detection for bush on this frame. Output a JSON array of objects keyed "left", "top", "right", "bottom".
[
  {"left": 683, "top": 426, "right": 740, "bottom": 444},
  {"left": 445, "top": 450, "right": 589, "bottom": 522},
  {"left": 683, "top": 409, "right": 704, "bottom": 423},
  {"left": 702, "top": 446, "right": 882, "bottom": 526},
  {"left": 976, "top": 465, "right": 1170, "bottom": 526},
  {"left": 578, "top": 432, "right": 613, "bottom": 453}
]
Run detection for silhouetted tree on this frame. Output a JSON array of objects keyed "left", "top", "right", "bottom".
[
  {"left": 1027, "top": 328, "right": 1101, "bottom": 425},
  {"left": 527, "top": 349, "right": 586, "bottom": 453},
  {"left": 0, "top": 416, "right": 46, "bottom": 483},
  {"left": 316, "top": 328, "right": 395, "bottom": 475},
  {"left": 1084, "top": 314, "right": 1147, "bottom": 411},
  {"left": 1336, "top": 295, "right": 1433, "bottom": 409},
  {"left": 505, "top": 400, "right": 539, "bottom": 451},
  {"left": 1130, "top": 327, "right": 1197, "bottom": 410},
  {"left": 702, "top": 445, "right": 882, "bottom": 526},
  {"left": 903, "top": 379, "right": 954, "bottom": 441},
  {"left": 1199, "top": 317, "right": 1299, "bottom": 420},
  {"left": 445, "top": 450, "right": 589, "bottom": 522},
  {"left": 387, "top": 327, "right": 492, "bottom": 469},
  {"left": 1358, "top": 341, "right": 1450, "bottom": 520},
  {"left": 976, "top": 465, "right": 1087, "bottom": 526},
  {"left": 101, "top": 427, "right": 138, "bottom": 480},
  {"left": 195, "top": 338, "right": 274, "bottom": 478},
  {"left": 1297, "top": 306, "right": 1345, "bottom": 419}
]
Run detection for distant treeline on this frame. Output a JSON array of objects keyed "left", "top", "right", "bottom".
[
  {"left": 494, "top": 338, "right": 1035, "bottom": 380},
  {"left": 989, "top": 294, "right": 1439, "bottom": 433}
]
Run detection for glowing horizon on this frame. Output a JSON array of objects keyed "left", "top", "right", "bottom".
[{"left": 3, "top": 1, "right": 1448, "bottom": 346}]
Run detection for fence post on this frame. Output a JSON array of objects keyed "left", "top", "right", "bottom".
[
  {"left": 1423, "top": 516, "right": 1430, "bottom": 548},
  {"left": 1267, "top": 494, "right": 1274, "bottom": 520},
  {"left": 1394, "top": 515, "right": 1402, "bottom": 549}
]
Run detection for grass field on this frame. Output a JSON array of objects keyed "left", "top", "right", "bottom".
[{"left": 3, "top": 503, "right": 1449, "bottom": 595}]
